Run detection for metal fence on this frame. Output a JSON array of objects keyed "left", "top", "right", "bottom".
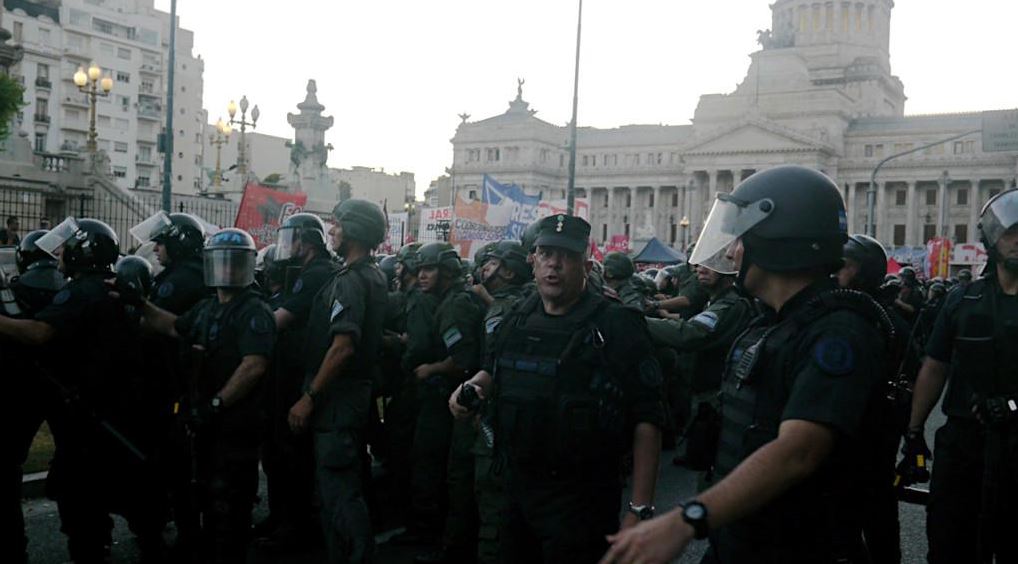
[{"left": 0, "top": 186, "right": 240, "bottom": 251}]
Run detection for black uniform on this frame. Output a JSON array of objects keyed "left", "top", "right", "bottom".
[
  {"left": 3, "top": 260, "right": 64, "bottom": 563},
  {"left": 490, "top": 289, "right": 665, "bottom": 563},
  {"left": 172, "top": 288, "right": 276, "bottom": 564},
  {"left": 924, "top": 275, "right": 1018, "bottom": 563},
  {"left": 262, "top": 255, "right": 335, "bottom": 537},
  {"left": 34, "top": 272, "right": 154, "bottom": 562},
  {"left": 709, "top": 281, "right": 888, "bottom": 563}
]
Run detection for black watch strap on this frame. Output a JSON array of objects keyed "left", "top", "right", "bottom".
[{"left": 681, "top": 500, "right": 709, "bottom": 540}]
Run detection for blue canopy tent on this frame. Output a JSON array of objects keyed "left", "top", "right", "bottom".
[{"left": 632, "top": 237, "right": 685, "bottom": 265}]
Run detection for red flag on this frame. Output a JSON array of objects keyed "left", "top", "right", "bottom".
[
  {"left": 234, "top": 182, "right": 308, "bottom": 249},
  {"left": 589, "top": 238, "right": 604, "bottom": 262}
]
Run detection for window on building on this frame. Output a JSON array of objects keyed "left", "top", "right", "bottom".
[
  {"left": 923, "top": 224, "right": 936, "bottom": 243},
  {"left": 13, "top": 22, "right": 22, "bottom": 42},
  {"left": 875, "top": 144, "right": 884, "bottom": 158},
  {"left": 37, "top": 63, "right": 49, "bottom": 79},
  {"left": 98, "top": 115, "right": 111, "bottom": 126},
  {"left": 34, "top": 133, "right": 46, "bottom": 152},
  {"left": 137, "top": 176, "right": 150, "bottom": 187},
  {"left": 117, "top": 47, "right": 131, "bottom": 60},
  {"left": 648, "top": 192, "right": 655, "bottom": 208},
  {"left": 559, "top": 154, "right": 565, "bottom": 167},
  {"left": 39, "top": 28, "right": 50, "bottom": 43},
  {"left": 113, "top": 166, "right": 127, "bottom": 178},
  {"left": 925, "top": 189, "right": 937, "bottom": 206},
  {"left": 895, "top": 189, "right": 906, "bottom": 206},
  {"left": 117, "top": 95, "right": 130, "bottom": 110},
  {"left": 64, "top": 108, "right": 81, "bottom": 121},
  {"left": 36, "top": 98, "right": 48, "bottom": 117},
  {"left": 957, "top": 188, "right": 968, "bottom": 206},
  {"left": 893, "top": 143, "right": 914, "bottom": 153},
  {"left": 989, "top": 188, "right": 1001, "bottom": 201},
  {"left": 672, "top": 192, "right": 678, "bottom": 206},
  {"left": 604, "top": 193, "right": 609, "bottom": 207},
  {"left": 114, "top": 141, "right": 128, "bottom": 153},
  {"left": 954, "top": 224, "right": 968, "bottom": 243},
  {"left": 602, "top": 224, "right": 608, "bottom": 242},
  {"left": 624, "top": 223, "right": 630, "bottom": 237},
  {"left": 670, "top": 223, "right": 677, "bottom": 245},
  {"left": 582, "top": 155, "right": 588, "bottom": 167},
  {"left": 926, "top": 144, "right": 945, "bottom": 156},
  {"left": 138, "top": 146, "right": 152, "bottom": 161},
  {"left": 864, "top": 145, "right": 874, "bottom": 158},
  {"left": 114, "top": 118, "right": 128, "bottom": 131},
  {"left": 953, "top": 140, "right": 975, "bottom": 154},
  {"left": 468, "top": 189, "right": 477, "bottom": 200},
  {"left": 893, "top": 225, "right": 906, "bottom": 246},
  {"left": 625, "top": 193, "right": 632, "bottom": 208},
  {"left": 116, "top": 71, "right": 130, "bottom": 83}
]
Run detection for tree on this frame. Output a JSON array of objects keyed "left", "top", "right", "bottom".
[
  {"left": 338, "top": 180, "right": 352, "bottom": 202},
  {"left": 0, "top": 74, "right": 25, "bottom": 141}
]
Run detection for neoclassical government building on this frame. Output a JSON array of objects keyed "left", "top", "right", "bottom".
[{"left": 446, "top": 0, "right": 1018, "bottom": 252}]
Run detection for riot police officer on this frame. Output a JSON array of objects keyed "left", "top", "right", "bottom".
[
  {"left": 604, "top": 165, "right": 891, "bottom": 564},
  {"left": 409, "top": 242, "right": 484, "bottom": 563},
  {"left": 0, "top": 218, "right": 162, "bottom": 562},
  {"left": 286, "top": 199, "right": 387, "bottom": 563},
  {"left": 138, "top": 228, "right": 275, "bottom": 564},
  {"left": 602, "top": 252, "right": 646, "bottom": 310},
  {"left": 3, "top": 229, "right": 66, "bottom": 563},
  {"left": 253, "top": 212, "right": 336, "bottom": 551},
  {"left": 470, "top": 239, "right": 533, "bottom": 564},
  {"left": 452, "top": 214, "right": 665, "bottom": 563},
  {"left": 131, "top": 211, "right": 208, "bottom": 314},
  {"left": 906, "top": 188, "right": 1018, "bottom": 563}
]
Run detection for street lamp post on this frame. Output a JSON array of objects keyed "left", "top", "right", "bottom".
[
  {"left": 72, "top": 62, "right": 112, "bottom": 153},
  {"left": 209, "top": 117, "right": 231, "bottom": 189},
  {"left": 227, "top": 96, "right": 259, "bottom": 183}
]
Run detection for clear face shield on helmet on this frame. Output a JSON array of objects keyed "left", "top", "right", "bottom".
[
  {"left": 129, "top": 211, "right": 173, "bottom": 245},
  {"left": 274, "top": 227, "right": 301, "bottom": 262},
  {"left": 980, "top": 191, "right": 1018, "bottom": 251},
  {"left": 689, "top": 193, "right": 774, "bottom": 275},
  {"left": 203, "top": 248, "right": 256, "bottom": 288},
  {"left": 34, "top": 216, "right": 80, "bottom": 258}
]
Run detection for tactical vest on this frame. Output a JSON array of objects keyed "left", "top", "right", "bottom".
[
  {"left": 492, "top": 293, "right": 626, "bottom": 478},
  {"left": 13, "top": 260, "right": 65, "bottom": 315},
  {"left": 187, "top": 290, "right": 266, "bottom": 405},
  {"left": 714, "top": 288, "right": 892, "bottom": 559},
  {"left": 942, "top": 278, "right": 1018, "bottom": 418}
]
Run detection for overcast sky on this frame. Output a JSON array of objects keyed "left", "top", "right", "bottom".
[{"left": 155, "top": 0, "right": 1018, "bottom": 197}]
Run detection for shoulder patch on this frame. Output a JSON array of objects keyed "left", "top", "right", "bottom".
[
  {"left": 292, "top": 278, "right": 304, "bottom": 294},
  {"left": 250, "top": 314, "right": 271, "bottom": 334},
  {"left": 812, "top": 337, "right": 855, "bottom": 376},
  {"left": 443, "top": 326, "right": 464, "bottom": 349},
  {"left": 157, "top": 281, "right": 174, "bottom": 299},
  {"left": 330, "top": 299, "right": 345, "bottom": 322},
  {"left": 52, "top": 288, "right": 71, "bottom": 305},
  {"left": 690, "top": 311, "right": 720, "bottom": 333},
  {"left": 485, "top": 315, "right": 502, "bottom": 335}
]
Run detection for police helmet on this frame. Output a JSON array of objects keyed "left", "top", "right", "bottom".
[
  {"left": 603, "top": 252, "right": 636, "bottom": 281},
  {"left": 276, "top": 212, "right": 327, "bottom": 261},
  {"left": 130, "top": 211, "right": 205, "bottom": 260},
  {"left": 16, "top": 229, "right": 53, "bottom": 273},
  {"left": 957, "top": 269, "right": 973, "bottom": 283},
  {"left": 379, "top": 254, "right": 399, "bottom": 287},
  {"left": 928, "top": 282, "right": 947, "bottom": 299},
  {"left": 34, "top": 217, "right": 119, "bottom": 275},
  {"left": 474, "top": 241, "right": 499, "bottom": 267},
  {"left": 396, "top": 242, "right": 423, "bottom": 275},
  {"left": 489, "top": 240, "right": 532, "bottom": 281},
  {"left": 899, "top": 266, "right": 917, "bottom": 285},
  {"left": 690, "top": 165, "right": 847, "bottom": 278},
  {"left": 203, "top": 228, "right": 257, "bottom": 288},
  {"left": 332, "top": 199, "right": 386, "bottom": 248},
  {"left": 842, "top": 233, "right": 888, "bottom": 292},
  {"left": 115, "top": 255, "right": 154, "bottom": 297},
  {"left": 520, "top": 221, "right": 541, "bottom": 253},
  {"left": 417, "top": 242, "right": 461, "bottom": 277}
]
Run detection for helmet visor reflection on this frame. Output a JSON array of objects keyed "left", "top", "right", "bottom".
[
  {"left": 130, "top": 211, "right": 173, "bottom": 244},
  {"left": 34, "top": 217, "right": 79, "bottom": 258},
  {"left": 275, "top": 227, "right": 299, "bottom": 261},
  {"left": 981, "top": 191, "right": 1018, "bottom": 250},
  {"left": 203, "top": 248, "right": 256, "bottom": 288},
  {"left": 689, "top": 194, "right": 772, "bottom": 270}
]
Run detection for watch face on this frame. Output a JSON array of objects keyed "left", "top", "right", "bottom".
[
  {"left": 211, "top": 397, "right": 222, "bottom": 408},
  {"left": 685, "top": 504, "right": 705, "bottom": 520},
  {"left": 639, "top": 507, "right": 654, "bottom": 519}
]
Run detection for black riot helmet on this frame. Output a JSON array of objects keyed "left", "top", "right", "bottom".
[
  {"left": 130, "top": 211, "right": 205, "bottom": 261},
  {"left": 487, "top": 240, "right": 532, "bottom": 283},
  {"left": 115, "top": 255, "right": 154, "bottom": 297},
  {"left": 520, "top": 220, "right": 541, "bottom": 253},
  {"left": 978, "top": 188, "right": 1018, "bottom": 272},
  {"left": 379, "top": 254, "right": 399, "bottom": 288},
  {"left": 690, "top": 165, "right": 847, "bottom": 279},
  {"left": 203, "top": 228, "right": 257, "bottom": 288},
  {"left": 957, "top": 268, "right": 973, "bottom": 283},
  {"left": 35, "top": 217, "right": 119, "bottom": 275},
  {"left": 332, "top": 199, "right": 387, "bottom": 248},
  {"left": 275, "top": 212, "right": 327, "bottom": 262},
  {"left": 842, "top": 233, "right": 888, "bottom": 292},
  {"left": 899, "top": 266, "right": 917, "bottom": 286},
  {"left": 16, "top": 229, "right": 53, "bottom": 273},
  {"left": 417, "top": 241, "right": 462, "bottom": 277}
]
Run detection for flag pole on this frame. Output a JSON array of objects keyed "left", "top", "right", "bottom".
[{"left": 565, "top": 0, "right": 583, "bottom": 216}]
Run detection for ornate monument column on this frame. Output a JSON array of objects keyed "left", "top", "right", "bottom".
[{"left": 287, "top": 79, "right": 334, "bottom": 200}]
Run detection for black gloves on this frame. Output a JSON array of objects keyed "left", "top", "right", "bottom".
[
  {"left": 972, "top": 394, "right": 1018, "bottom": 426},
  {"left": 894, "top": 429, "right": 931, "bottom": 487}
]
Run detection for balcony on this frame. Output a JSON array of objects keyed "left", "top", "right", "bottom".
[
  {"left": 35, "top": 77, "right": 52, "bottom": 89},
  {"left": 137, "top": 105, "right": 162, "bottom": 119},
  {"left": 33, "top": 114, "right": 51, "bottom": 124},
  {"left": 135, "top": 153, "right": 155, "bottom": 165},
  {"left": 139, "top": 63, "right": 161, "bottom": 74},
  {"left": 63, "top": 94, "right": 89, "bottom": 107}
]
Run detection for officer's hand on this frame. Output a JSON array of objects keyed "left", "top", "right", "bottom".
[
  {"left": 414, "top": 363, "right": 434, "bottom": 381},
  {"left": 897, "top": 429, "right": 931, "bottom": 485},
  {"left": 399, "top": 332, "right": 409, "bottom": 345},
  {"left": 600, "top": 512, "right": 692, "bottom": 564},
  {"left": 449, "top": 382, "right": 485, "bottom": 420},
  {"left": 971, "top": 394, "right": 1018, "bottom": 426},
  {"left": 288, "top": 395, "right": 314, "bottom": 434},
  {"left": 186, "top": 403, "right": 218, "bottom": 433}
]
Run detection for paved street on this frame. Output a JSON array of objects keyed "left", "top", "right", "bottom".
[{"left": 25, "top": 410, "right": 941, "bottom": 564}]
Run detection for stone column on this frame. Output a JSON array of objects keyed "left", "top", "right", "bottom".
[
  {"left": 906, "top": 180, "right": 917, "bottom": 245},
  {"left": 875, "top": 181, "right": 887, "bottom": 243},
  {"left": 709, "top": 170, "right": 719, "bottom": 199},
  {"left": 607, "top": 187, "right": 616, "bottom": 237},
  {"left": 847, "top": 183, "right": 857, "bottom": 233},
  {"left": 937, "top": 174, "right": 948, "bottom": 238},
  {"left": 969, "top": 179, "right": 982, "bottom": 243},
  {"left": 654, "top": 186, "right": 663, "bottom": 239}
]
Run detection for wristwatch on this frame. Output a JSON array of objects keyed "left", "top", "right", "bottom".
[
  {"left": 681, "top": 500, "right": 709, "bottom": 539},
  {"left": 627, "top": 502, "right": 655, "bottom": 520},
  {"left": 210, "top": 396, "right": 224, "bottom": 414}
]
